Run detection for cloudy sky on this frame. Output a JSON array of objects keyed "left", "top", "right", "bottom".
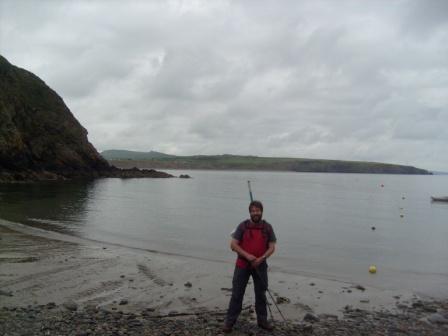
[{"left": 1, "top": 0, "right": 447, "bottom": 170}]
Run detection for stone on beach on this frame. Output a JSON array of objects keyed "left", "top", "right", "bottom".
[
  {"left": 0, "top": 290, "right": 13, "bottom": 297},
  {"left": 303, "top": 312, "right": 320, "bottom": 322},
  {"left": 62, "top": 301, "right": 78, "bottom": 311},
  {"left": 276, "top": 296, "right": 291, "bottom": 304},
  {"left": 427, "top": 313, "right": 448, "bottom": 325}
]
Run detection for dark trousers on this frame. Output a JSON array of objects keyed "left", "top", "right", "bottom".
[{"left": 225, "top": 263, "right": 268, "bottom": 325}]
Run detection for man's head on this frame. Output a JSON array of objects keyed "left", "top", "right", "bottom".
[{"left": 249, "top": 200, "right": 263, "bottom": 223}]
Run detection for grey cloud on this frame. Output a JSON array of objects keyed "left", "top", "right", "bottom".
[
  {"left": 1, "top": 0, "right": 447, "bottom": 170},
  {"left": 402, "top": 0, "right": 448, "bottom": 36}
]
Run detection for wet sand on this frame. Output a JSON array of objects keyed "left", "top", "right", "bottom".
[{"left": 0, "top": 219, "right": 424, "bottom": 320}]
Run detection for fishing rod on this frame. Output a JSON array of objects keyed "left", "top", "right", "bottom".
[
  {"left": 246, "top": 180, "right": 287, "bottom": 324},
  {"left": 247, "top": 180, "right": 254, "bottom": 202}
]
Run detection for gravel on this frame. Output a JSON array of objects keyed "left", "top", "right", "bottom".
[{"left": 1, "top": 299, "right": 447, "bottom": 335}]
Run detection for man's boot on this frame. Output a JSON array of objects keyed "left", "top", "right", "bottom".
[
  {"left": 222, "top": 322, "right": 233, "bottom": 333},
  {"left": 258, "top": 320, "right": 274, "bottom": 331}
]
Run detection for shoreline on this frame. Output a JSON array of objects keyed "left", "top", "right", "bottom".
[
  {"left": 109, "top": 161, "right": 433, "bottom": 176},
  {"left": 1, "top": 220, "right": 448, "bottom": 334},
  {"left": 0, "top": 219, "right": 422, "bottom": 314}
]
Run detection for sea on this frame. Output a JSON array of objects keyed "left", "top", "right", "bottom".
[{"left": 1, "top": 170, "right": 447, "bottom": 298}]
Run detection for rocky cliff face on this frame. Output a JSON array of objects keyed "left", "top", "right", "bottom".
[{"left": 0, "top": 55, "right": 171, "bottom": 181}]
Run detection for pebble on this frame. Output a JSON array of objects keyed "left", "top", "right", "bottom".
[
  {"left": 428, "top": 313, "right": 448, "bottom": 324},
  {"left": 276, "top": 296, "right": 290, "bottom": 304},
  {"left": 0, "top": 290, "right": 13, "bottom": 297},
  {"left": 423, "top": 305, "right": 438, "bottom": 313},
  {"left": 302, "top": 323, "right": 313, "bottom": 332},
  {"left": 412, "top": 301, "right": 424, "bottom": 308},
  {"left": 304, "top": 313, "right": 320, "bottom": 322},
  {"left": 46, "top": 302, "right": 56, "bottom": 309},
  {"left": 354, "top": 285, "right": 366, "bottom": 291},
  {"left": 62, "top": 301, "right": 78, "bottom": 311}
]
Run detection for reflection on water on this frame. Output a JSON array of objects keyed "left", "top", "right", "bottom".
[
  {"left": 1, "top": 172, "right": 448, "bottom": 297},
  {"left": 0, "top": 180, "right": 96, "bottom": 234}
]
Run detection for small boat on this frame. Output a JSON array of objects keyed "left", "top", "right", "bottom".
[{"left": 431, "top": 196, "right": 448, "bottom": 202}]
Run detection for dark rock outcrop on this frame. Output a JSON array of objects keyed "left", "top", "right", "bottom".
[{"left": 0, "top": 55, "right": 172, "bottom": 182}]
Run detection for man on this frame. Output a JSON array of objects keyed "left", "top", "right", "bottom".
[{"left": 223, "top": 200, "right": 277, "bottom": 333}]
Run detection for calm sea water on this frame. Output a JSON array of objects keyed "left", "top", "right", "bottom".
[{"left": 1, "top": 171, "right": 447, "bottom": 297}]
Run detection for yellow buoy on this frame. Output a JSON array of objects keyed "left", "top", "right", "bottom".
[{"left": 369, "top": 265, "right": 377, "bottom": 274}]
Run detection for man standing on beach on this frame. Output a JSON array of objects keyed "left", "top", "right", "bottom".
[{"left": 223, "top": 200, "right": 277, "bottom": 333}]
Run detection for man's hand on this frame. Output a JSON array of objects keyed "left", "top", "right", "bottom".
[
  {"left": 250, "top": 256, "right": 265, "bottom": 268},
  {"left": 246, "top": 254, "right": 257, "bottom": 263}
]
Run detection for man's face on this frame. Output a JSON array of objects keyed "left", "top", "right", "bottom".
[{"left": 249, "top": 206, "right": 263, "bottom": 223}]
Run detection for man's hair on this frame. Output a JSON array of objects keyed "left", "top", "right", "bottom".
[{"left": 249, "top": 200, "right": 263, "bottom": 211}]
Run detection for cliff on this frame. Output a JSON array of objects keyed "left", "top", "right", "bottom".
[{"left": 0, "top": 55, "right": 172, "bottom": 182}]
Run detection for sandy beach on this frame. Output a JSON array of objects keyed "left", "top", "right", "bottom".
[{"left": 1, "top": 219, "right": 448, "bottom": 335}]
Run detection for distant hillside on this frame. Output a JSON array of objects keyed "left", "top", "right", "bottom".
[
  {"left": 105, "top": 151, "right": 431, "bottom": 175},
  {"left": 101, "top": 150, "right": 176, "bottom": 160},
  {"left": 431, "top": 171, "right": 448, "bottom": 175}
]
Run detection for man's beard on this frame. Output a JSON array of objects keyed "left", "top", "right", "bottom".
[{"left": 251, "top": 214, "right": 262, "bottom": 223}]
